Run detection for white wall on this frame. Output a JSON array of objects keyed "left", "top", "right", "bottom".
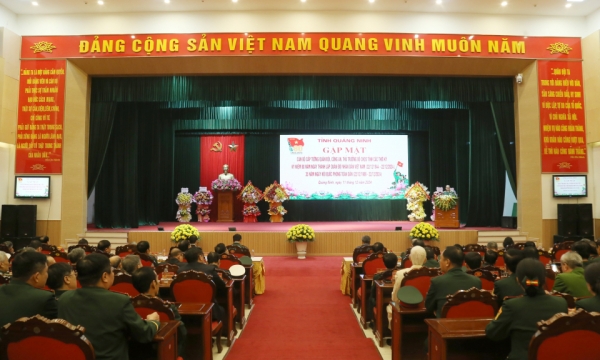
[
  {"left": 16, "top": 11, "right": 586, "bottom": 37},
  {"left": 586, "top": 7, "right": 600, "bottom": 37},
  {"left": 0, "top": 4, "right": 16, "bottom": 34}
]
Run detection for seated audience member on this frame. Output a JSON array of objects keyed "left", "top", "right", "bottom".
[
  {"left": 423, "top": 247, "right": 440, "bottom": 268},
  {"left": 78, "top": 238, "right": 89, "bottom": 246},
  {"left": 68, "top": 247, "right": 86, "bottom": 265},
  {"left": 388, "top": 246, "right": 426, "bottom": 327},
  {"left": 503, "top": 236, "right": 514, "bottom": 249},
  {"left": 58, "top": 254, "right": 160, "bottom": 360},
  {"left": 214, "top": 243, "right": 227, "bottom": 255},
  {"left": 3, "top": 241, "right": 14, "bottom": 254},
  {"left": 231, "top": 234, "right": 248, "bottom": 250},
  {"left": 486, "top": 259, "right": 568, "bottom": 360},
  {"left": 554, "top": 251, "right": 592, "bottom": 297},
  {"left": 522, "top": 247, "right": 539, "bottom": 260},
  {"left": 40, "top": 236, "right": 50, "bottom": 244},
  {"left": 0, "top": 251, "right": 57, "bottom": 325},
  {"left": 29, "top": 239, "right": 43, "bottom": 252},
  {"left": 188, "top": 235, "right": 199, "bottom": 247},
  {"left": 372, "top": 242, "right": 385, "bottom": 254},
  {"left": 0, "top": 251, "right": 9, "bottom": 274},
  {"left": 110, "top": 256, "right": 123, "bottom": 270},
  {"left": 178, "top": 247, "right": 225, "bottom": 320},
  {"left": 425, "top": 246, "right": 482, "bottom": 317},
  {"left": 368, "top": 252, "right": 398, "bottom": 324},
  {"left": 132, "top": 267, "right": 187, "bottom": 357},
  {"left": 177, "top": 240, "right": 190, "bottom": 253},
  {"left": 576, "top": 262, "right": 600, "bottom": 312},
  {"left": 206, "top": 252, "right": 221, "bottom": 267},
  {"left": 483, "top": 250, "right": 499, "bottom": 267},
  {"left": 136, "top": 240, "right": 158, "bottom": 266},
  {"left": 122, "top": 255, "right": 142, "bottom": 275},
  {"left": 524, "top": 241, "right": 537, "bottom": 248},
  {"left": 493, "top": 249, "right": 525, "bottom": 306},
  {"left": 453, "top": 244, "right": 463, "bottom": 250},
  {"left": 584, "top": 239, "right": 599, "bottom": 259},
  {"left": 572, "top": 240, "right": 592, "bottom": 267},
  {"left": 464, "top": 252, "right": 483, "bottom": 271},
  {"left": 361, "top": 235, "right": 371, "bottom": 246},
  {"left": 163, "top": 248, "right": 185, "bottom": 266},
  {"left": 47, "top": 262, "right": 77, "bottom": 298},
  {"left": 46, "top": 256, "right": 56, "bottom": 266},
  {"left": 97, "top": 239, "right": 112, "bottom": 254},
  {"left": 400, "top": 239, "right": 425, "bottom": 258},
  {"left": 487, "top": 242, "right": 498, "bottom": 251}
]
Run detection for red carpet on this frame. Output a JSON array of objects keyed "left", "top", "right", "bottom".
[{"left": 225, "top": 257, "right": 381, "bottom": 360}]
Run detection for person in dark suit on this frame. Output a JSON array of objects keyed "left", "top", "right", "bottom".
[
  {"left": 132, "top": 267, "right": 187, "bottom": 358},
  {"left": 464, "top": 252, "right": 482, "bottom": 271},
  {"left": 493, "top": 249, "right": 525, "bottom": 306},
  {"left": 47, "top": 262, "right": 78, "bottom": 298},
  {"left": 230, "top": 234, "right": 248, "bottom": 250},
  {"left": 354, "top": 235, "right": 372, "bottom": 251},
  {"left": 188, "top": 235, "right": 199, "bottom": 247},
  {"left": 423, "top": 246, "right": 440, "bottom": 268},
  {"left": 97, "top": 239, "right": 112, "bottom": 255},
  {"left": 372, "top": 242, "right": 385, "bottom": 254},
  {"left": 178, "top": 247, "right": 225, "bottom": 321},
  {"left": 554, "top": 251, "right": 592, "bottom": 297},
  {"left": 572, "top": 240, "right": 592, "bottom": 267},
  {"left": 367, "top": 252, "right": 398, "bottom": 324},
  {"left": 576, "top": 262, "right": 600, "bottom": 312},
  {"left": 483, "top": 250, "right": 498, "bottom": 267},
  {"left": 486, "top": 259, "right": 568, "bottom": 360},
  {"left": 137, "top": 240, "right": 158, "bottom": 266},
  {"left": 58, "top": 254, "right": 160, "bottom": 360},
  {"left": 503, "top": 237, "right": 514, "bottom": 249},
  {"left": 214, "top": 243, "right": 227, "bottom": 255},
  {"left": 522, "top": 247, "right": 539, "bottom": 260},
  {"left": 0, "top": 251, "right": 57, "bottom": 326},
  {"left": 162, "top": 248, "right": 185, "bottom": 266},
  {"left": 425, "top": 246, "right": 482, "bottom": 317},
  {"left": 177, "top": 240, "right": 191, "bottom": 253}
]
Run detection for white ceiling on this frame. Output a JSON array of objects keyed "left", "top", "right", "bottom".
[{"left": 2, "top": 0, "right": 600, "bottom": 17}]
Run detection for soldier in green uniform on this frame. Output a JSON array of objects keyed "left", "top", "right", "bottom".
[
  {"left": 47, "top": 262, "right": 78, "bottom": 299},
  {"left": 576, "top": 262, "right": 600, "bottom": 312},
  {"left": 0, "top": 251, "right": 57, "bottom": 326},
  {"left": 553, "top": 251, "right": 592, "bottom": 297},
  {"left": 231, "top": 233, "right": 248, "bottom": 250},
  {"left": 423, "top": 246, "right": 440, "bottom": 268},
  {"left": 59, "top": 254, "right": 160, "bottom": 360},
  {"left": 486, "top": 259, "right": 568, "bottom": 360},
  {"left": 425, "top": 246, "right": 481, "bottom": 317},
  {"left": 493, "top": 249, "right": 525, "bottom": 306}
]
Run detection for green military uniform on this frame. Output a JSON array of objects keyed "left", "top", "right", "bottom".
[
  {"left": 576, "top": 294, "right": 600, "bottom": 312},
  {"left": 58, "top": 287, "right": 160, "bottom": 360},
  {"left": 54, "top": 289, "right": 71, "bottom": 299},
  {"left": 425, "top": 267, "right": 482, "bottom": 317},
  {"left": 423, "top": 259, "right": 440, "bottom": 268},
  {"left": 0, "top": 279, "right": 58, "bottom": 326},
  {"left": 486, "top": 291, "right": 568, "bottom": 360},
  {"left": 231, "top": 242, "right": 249, "bottom": 250},
  {"left": 552, "top": 267, "right": 592, "bottom": 297},
  {"left": 493, "top": 273, "right": 525, "bottom": 306}
]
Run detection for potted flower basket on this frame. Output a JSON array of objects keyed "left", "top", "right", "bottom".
[
  {"left": 286, "top": 224, "right": 315, "bottom": 259},
  {"left": 171, "top": 224, "right": 200, "bottom": 244},
  {"left": 238, "top": 181, "right": 263, "bottom": 223},
  {"left": 409, "top": 223, "right": 440, "bottom": 247}
]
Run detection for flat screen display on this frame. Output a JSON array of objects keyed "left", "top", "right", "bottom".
[
  {"left": 280, "top": 135, "right": 409, "bottom": 200},
  {"left": 15, "top": 176, "right": 50, "bottom": 198},
  {"left": 553, "top": 175, "right": 586, "bottom": 197}
]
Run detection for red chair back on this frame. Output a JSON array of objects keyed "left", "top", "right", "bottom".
[
  {"left": 362, "top": 252, "right": 386, "bottom": 276},
  {"left": 115, "top": 244, "right": 137, "bottom": 258},
  {"left": 227, "top": 246, "right": 251, "bottom": 258},
  {"left": 50, "top": 251, "right": 70, "bottom": 264},
  {"left": 136, "top": 253, "right": 155, "bottom": 268},
  {"left": 400, "top": 255, "right": 413, "bottom": 269},
  {"left": 538, "top": 250, "right": 552, "bottom": 265},
  {"left": 40, "top": 244, "right": 58, "bottom": 255},
  {"left": 551, "top": 241, "right": 574, "bottom": 261},
  {"left": 495, "top": 250, "right": 506, "bottom": 268},
  {"left": 155, "top": 263, "right": 179, "bottom": 280},
  {"left": 400, "top": 267, "right": 441, "bottom": 307},
  {"left": 109, "top": 273, "right": 139, "bottom": 296},
  {"left": 352, "top": 245, "right": 373, "bottom": 264},
  {"left": 131, "top": 294, "right": 176, "bottom": 322},
  {"left": 218, "top": 253, "right": 242, "bottom": 270},
  {"left": 463, "top": 244, "right": 486, "bottom": 257},
  {"left": 170, "top": 270, "right": 216, "bottom": 303},
  {"left": 529, "top": 310, "right": 600, "bottom": 360},
  {"left": 441, "top": 287, "right": 498, "bottom": 319},
  {"left": 467, "top": 269, "right": 497, "bottom": 291},
  {"left": 0, "top": 315, "right": 95, "bottom": 360},
  {"left": 67, "top": 245, "right": 96, "bottom": 255}
]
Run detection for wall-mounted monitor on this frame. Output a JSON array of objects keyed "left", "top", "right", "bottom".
[
  {"left": 553, "top": 175, "right": 587, "bottom": 198},
  {"left": 14, "top": 176, "right": 50, "bottom": 199}
]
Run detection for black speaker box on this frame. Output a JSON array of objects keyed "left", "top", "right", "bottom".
[
  {"left": 578, "top": 204, "right": 594, "bottom": 238},
  {"left": 395, "top": 226, "right": 402, "bottom": 231},
  {"left": 553, "top": 234, "right": 582, "bottom": 245},
  {"left": 557, "top": 204, "right": 578, "bottom": 236},
  {"left": 501, "top": 217, "right": 517, "bottom": 229},
  {"left": 1, "top": 205, "right": 18, "bottom": 238},
  {"left": 17, "top": 205, "right": 37, "bottom": 238},
  {"left": 228, "top": 227, "right": 236, "bottom": 231}
]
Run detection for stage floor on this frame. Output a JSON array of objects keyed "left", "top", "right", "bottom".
[{"left": 87, "top": 221, "right": 505, "bottom": 233}]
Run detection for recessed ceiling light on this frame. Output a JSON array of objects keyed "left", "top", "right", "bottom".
[
  {"left": 565, "top": 3, "right": 572, "bottom": 7},
  {"left": 301, "top": 0, "right": 306, "bottom": 2},
  {"left": 436, "top": 0, "right": 442, "bottom": 4},
  {"left": 32, "top": 1, "right": 38, "bottom": 5},
  {"left": 97, "top": 0, "right": 104, "bottom": 4},
  {"left": 501, "top": 1, "right": 508, "bottom": 6},
  {"left": 567, "top": 0, "right": 584, "bottom": 2},
  {"left": 369, "top": 0, "right": 375, "bottom": 3},
  {"left": 164, "top": 0, "right": 170, "bottom": 3},
  {"left": 232, "top": 0, "right": 238, "bottom": 2}
]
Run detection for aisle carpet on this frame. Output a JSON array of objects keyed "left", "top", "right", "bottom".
[{"left": 225, "top": 256, "right": 381, "bottom": 360}]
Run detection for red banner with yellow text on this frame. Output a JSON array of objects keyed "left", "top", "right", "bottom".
[
  {"left": 538, "top": 61, "right": 587, "bottom": 173},
  {"left": 22, "top": 33, "right": 581, "bottom": 60}
]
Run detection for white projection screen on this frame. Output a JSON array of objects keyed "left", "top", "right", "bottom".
[{"left": 280, "top": 135, "right": 409, "bottom": 200}]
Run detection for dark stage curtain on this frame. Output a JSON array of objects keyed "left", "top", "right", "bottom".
[
  {"left": 87, "top": 102, "right": 117, "bottom": 197},
  {"left": 174, "top": 136, "right": 201, "bottom": 221}
]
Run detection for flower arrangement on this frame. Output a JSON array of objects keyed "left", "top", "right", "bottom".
[
  {"left": 171, "top": 224, "right": 200, "bottom": 243},
  {"left": 176, "top": 209, "right": 192, "bottom": 222},
  {"left": 264, "top": 181, "right": 290, "bottom": 203},
  {"left": 211, "top": 178, "right": 242, "bottom": 191},
  {"left": 434, "top": 194, "right": 458, "bottom": 212},
  {"left": 176, "top": 192, "right": 193, "bottom": 206},
  {"left": 405, "top": 182, "right": 430, "bottom": 222},
  {"left": 409, "top": 223, "right": 440, "bottom": 241},
  {"left": 238, "top": 181, "right": 264, "bottom": 204},
  {"left": 197, "top": 207, "right": 211, "bottom": 216},
  {"left": 176, "top": 191, "right": 193, "bottom": 222},
  {"left": 286, "top": 224, "right": 315, "bottom": 242},
  {"left": 193, "top": 190, "right": 214, "bottom": 205},
  {"left": 243, "top": 204, "right": 261, "bottom": 216},
  {"left": 268, "top": 204, "right": 288, "bottom": 216}
]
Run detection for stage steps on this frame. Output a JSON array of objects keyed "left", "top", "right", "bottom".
[{"left": 477, "top": 230, "right": 539, "bottom": 247}]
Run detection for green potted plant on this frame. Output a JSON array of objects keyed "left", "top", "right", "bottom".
[{"left": 286, "top": 224, "right": 315, "bottom": 259}]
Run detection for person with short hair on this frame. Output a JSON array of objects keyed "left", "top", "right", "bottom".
[
  {"left": 486, "top": 259, "right": 568, "bottom": 360},
  {"left": 553, "top": 251, "right": 592, "bottom": 297},
  {"left": 423, "top": 247, "right": 440, "bottom": 267},
  {"left": 59, "top": 254, "right": 160, "bottom": 360},
  {"left": 522, "top": 247, "right": 539, "bottom": 260},
  {"left": 206, "top": 251, "right": 220, "bottom": 266},
  {"left": 576, "top": 262, "right": 600, "bottom": 312},
  {"left": 372, "top": 242, "right": 385, "bottom": 253},
  {"left": 3, "top": 241, "right": 14, "bottom": 254},
  {"left": 368, "top": 252, "right": 398, "bottom": 324},
  {"left": 524, "top": 241, "right": 537, "bottom": 248},
  {"left": 110, "top": 255, "right": 122, "bottom": 270},
  {"left": 40, "top": 236, "right": 50, "bottom": 244},
  {"left": 0, "top": 251, "right": 9, "bottom": 274},
  {"left": 97, "top": 239, "right": 111, "bottom": 254},
  {"left": 29, "top": 239, "right": 43, "bottom": 252},
  {"left": 231, "top": 234, "right": 248, "bottom": 250},
  {"left": 0, "top": 251, "right": 57, "bottom": 325},
  {"left": 177, "top": 240, "right": 190, "bottom": 253},
  {"left": 503, "top": 237, "right": 514, "bottom": 249},
  {"left": 47, "top": 262, "right": 77, "bottom": 298},
  {"left": 188, "top": 235, "right": 199, "bottom": 247},
  {"left": 425, "top": 246, "right": 481, "bottom": 317},
  {"left": 122, "top": 255, "right": 142, "bottom": 275},
  {"left": 132, "top": 267, "right": 187, "bottom": 357},
  {"left": 68, "top": 247, "right": 86, "bottom": 265},
  {"left": 464, "top": 252, "right": 482, "bottom": 271},
  {"left": 163, "top": 248, "right": 185, "bottom": 266},
  {"left": 487, "top": 242, "right": 498, "bottom": 251},
  {"left": 572, "top": 240, "right": 592, "bottom": 267},
  {"left": 483, "top": 250, "right": 498, "bottom": 267},
  {"left": 214, "top": 243, "right": 227, "bottom": 255},
  {"left": 78, "top": 238, "right": 89, "bottom": 245},
  {"left": 136, "top": 240, "right": 158, "bottom": 266},
  {"left": 493, "top": 249, "right": 525, "bottom": 306},
  {"left": 361, "top": 235, "right": 371, "bottom": 245}
]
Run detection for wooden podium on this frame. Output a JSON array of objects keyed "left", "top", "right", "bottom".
[
  {"left": 217, "top": 191, "right": 235, "bottom": 222},
  {"left": 434, "top": 200, "right": 460, "bottom": 228}
]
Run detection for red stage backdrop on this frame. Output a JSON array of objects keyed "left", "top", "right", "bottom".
[{"left": 200, "top": 135, "right": 245, "bottom": 189}]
